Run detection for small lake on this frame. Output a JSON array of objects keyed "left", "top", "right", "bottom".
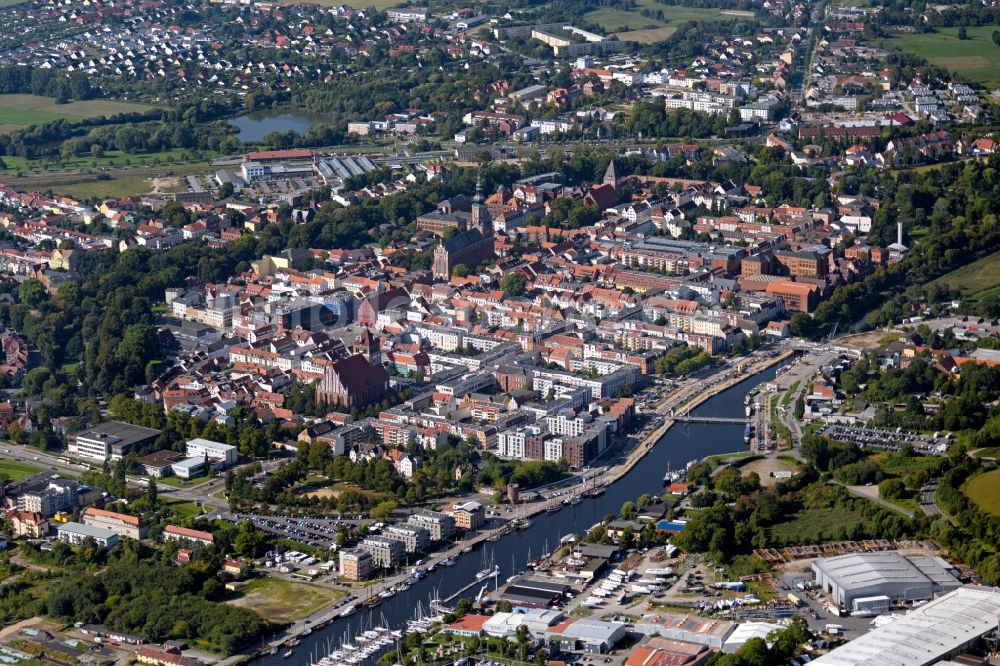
[{"left": 228, "top": 111, "right": 329, "bottom": 142}]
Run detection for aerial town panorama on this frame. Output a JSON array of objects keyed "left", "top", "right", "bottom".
[{"left": 0, "top": 0, "right": 998, "bottom": 664}]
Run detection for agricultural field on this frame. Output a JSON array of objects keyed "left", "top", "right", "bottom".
[
  {"left": 588, "top": 0, "right": 752, "bottom": 34},
  {"left": 0, "top": 460, "right": 43, "bottom": 482},
  {"left": 0, "top": 94, "right": 153, "bottom": 132},
  {"left": 929, "top": 249, "right": 1000, "bottom": 305},
  {"left": 614, "top": 26, "right": 677, "bottom": 43},
  {"left": 228, "top": 578, "right": 346, "bottom": 623},
  {"left": 964, "top": 468, "right": 1000, "bottom": 516},
  {"left": 888, "top": 27, "right": 1000, "bottom": 89}
]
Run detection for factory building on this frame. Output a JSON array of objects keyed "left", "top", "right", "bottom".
[
  {"left": 812, "top": 552, "right": 961, "bottom": 611},
  {"left": 811, "top": 586, "right": 1000, "bottom": 666}
]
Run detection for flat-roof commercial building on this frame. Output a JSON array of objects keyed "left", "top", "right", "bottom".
[
  {"left": 69, "top": 421, "right": 161, "bottom": 462},
  {"left": 500, "top": 578, "right": 571, "bottom": 608},
  {"left": 544, "top": 617, "right": 627, "bottom": 654},
  {"left": 56, "top": 521, "right": 120, "bottom": 548},
  {"left": 172, "top": 457, "right": 207, "bottom": 479},
  {"left": 812, "top": 552, "right": 961, "bottom": 610},
  {"left": 634, "top": 612, "right": 734, "bottom": 649},
  {"left": 811, "top": 586, "right": 1000, "bottom": 666},
  {"left": 185, "top": 438, "right": 238, "bottom": 467}
]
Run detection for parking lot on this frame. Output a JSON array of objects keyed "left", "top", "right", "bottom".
[
  {"left": 234, "top": 513, "right": 347, "bottom": 549},
  {"left": 816, "top": 424, "right": 949, "bottom": 455}
]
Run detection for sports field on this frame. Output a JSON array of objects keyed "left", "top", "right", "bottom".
[
  {"left": 964, "top": 468, "right": 1000, "bottom": 516},
  {"left": 888, "top": 27, "right": 1000, "bottom": 89},
  {"left": 929, "top": 250, "right": 1000, "bottom": 305},
  {"left": 0, "top": 94, "right": 153, "bottom": 131},
  {"left": 589, "top": 0, "right": 752, "bottom": 34}
]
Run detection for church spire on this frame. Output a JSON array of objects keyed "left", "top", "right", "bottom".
[
  {"left": 603, "top": 159, "right": 619, "bottom": 191},
  {"left": 473, "top": 169, "right": 485, "bottom": 204}
]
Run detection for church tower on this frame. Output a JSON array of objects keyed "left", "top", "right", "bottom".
[
  {"left": 355, "top": 328, "right": 381, "bottom": 367},
  {"left": 603, "top": 159, "right": 620, "bottom": 192},
  {"left": 470, "top": 170, "right": 492, "bottom": 237}
]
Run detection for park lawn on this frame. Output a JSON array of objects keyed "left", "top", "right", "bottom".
[
  {"left": 0, "top": 94, "right": 153, "bottom": 130},
  {"left": 0, "top": 459, "right": 44, "bottom": 481},
  {"left": 161, "top": 498, "right": 203, "bottom": 520},
  {"left": 963, "top": 468, "right": 1000, "bottom": 516},
  {"left": 768, "top": 505, "right": 866, "bottom": 543},
  {"left": 888, "top": 27, "right": 1000, "bottom": 88},
  {"left": 928, "top": 249, "right": 1000, "bottom": 302},
  {"left": 229, "top": 578, "right": 346, "bottom": 623}
]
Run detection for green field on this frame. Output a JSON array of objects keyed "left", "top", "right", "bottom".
[
  {"left": 45, "top": 175, "right": 156, "bottom": 200},
  {"left": 769, "top": 505, "right": 866, "bottom": 543},
  {"left": 877, "top": 452, "right": 942, "bottom": 475},
  {"left": 888, "top": 27, "right": 1000, "bottom": 88},
  {"left": 0, "top": 459, "right": 43, "bottom": 482},
  {"left": 964, "top": 468, "right": 1000, "bottom": 516},
  {"left": 0, "top": 94, "right": 153, "bottom": 132},
  {"left": 161, "top": 498, "right": 204, "bottom": 520},
  {"left": 229, "top": 578, "right": 346, "bottom": 623},
  {"left": 587, "top": 0, "right": 752, "bottom": 34},
  {"left": 0, "top": 148, "right": 207, "bottom": 173},
  {"left": 929, "top": 249, "right": 1000, "bottom": 304}
]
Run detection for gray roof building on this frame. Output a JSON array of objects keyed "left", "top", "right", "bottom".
[
  {"left": 812, "top": 552, "right": 961, "bottom": 609},
  {"left": 811, "top": 586, "right": 1000, "bottom": 666}
]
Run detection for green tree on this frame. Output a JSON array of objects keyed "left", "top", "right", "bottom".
[
  {"left": 620, "top": 501, "right": 636, "bottom": 520},
  {"left": 18, "top": 279, "right": 47, "bottom": 307},
  {"left": 502, "top": 273, "right": 527, "bottom": 297}
]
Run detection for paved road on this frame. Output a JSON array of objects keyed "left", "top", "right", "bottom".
[
  {"left": 919, "top": 481, "right": 955, "bottom": 524},
  {"left": 840, "top": 482, "right": 913, "bottom": 518}
]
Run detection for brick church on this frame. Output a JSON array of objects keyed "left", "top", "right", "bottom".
[{"left": 316, "top": 328, "right": 390, "bottom": 409}]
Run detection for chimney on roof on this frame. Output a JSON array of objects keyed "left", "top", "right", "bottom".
[{"left": 897, "top": 221, "right": 903, "bottom": 246}]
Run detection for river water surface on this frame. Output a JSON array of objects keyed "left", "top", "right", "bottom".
[{"left": 257, "top": 364, "right": 779, "bottom": 665}]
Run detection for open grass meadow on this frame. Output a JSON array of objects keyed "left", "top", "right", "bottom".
[
  {"left": 929, "top": 249, "right": 1000, "bottom": 304},
  {"left": 964, "top": 468, "right": 1000, "bottom": 516},
  {"left": 228, "top": 578, "right": 346, "bottom": 623},
  {"left": 0, "top": 459, "right": 43, "bottom": 482},
  {"left": 584, "top": 0, "right": 752, "bottom": 38},
  {"left": 888, "top": 27, "right": 1000, "bottom": 89},
  {"left": 768, "top": 505, "right": 866, "bottom": 543},
  {"left": 0, "top": 94, "right": 153, "bottom": 132}
]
